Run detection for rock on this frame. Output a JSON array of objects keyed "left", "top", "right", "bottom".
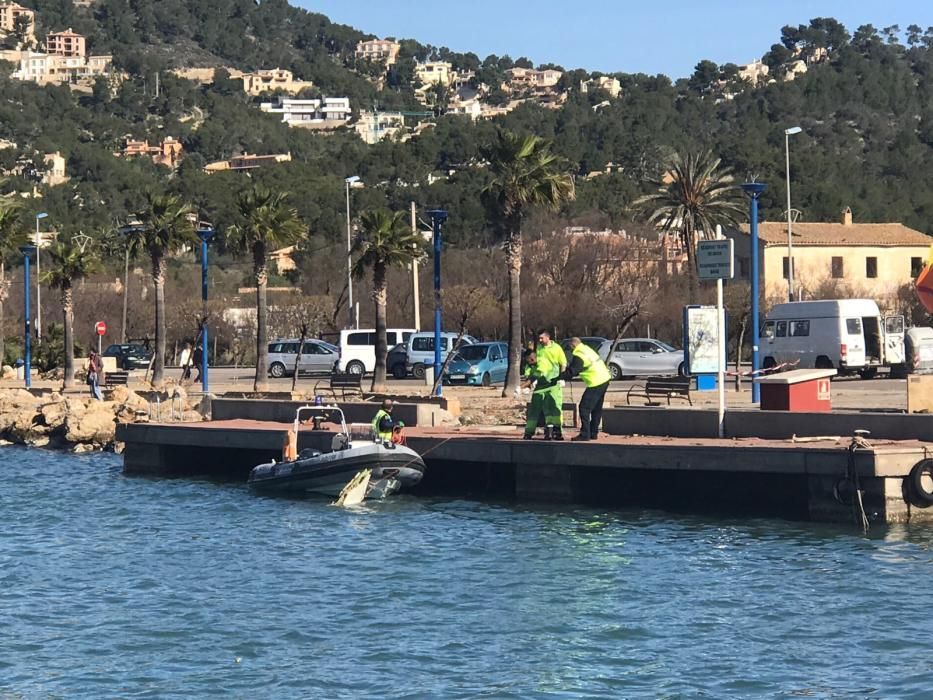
[
  {"left": 28, "top": 435, "right": 50, "bottom": 448},
  {"left": 170, "top": 385, "right": 188, "bottom": 404},
  {"left": 40, "top": 400, "right": 68, "bottom": 433},
  {"left": 1, "top": 389, "right": 39, "bottom": 407},
  {"left": 178, "top": 410, "right": 204, "bottom": 423},
  {"left": 8, "top": 407, "right": 40, "bottom": 443},
  {"left": 65, "top": 401, "right": 117, "bottom": 445},
  {"left": 73, "top": 443, "right": 95, "bottom": 453},
  {"left": 111, "top": 385, "right": 150, "bottom": 413},
  {"left": 1, "top": 365, "right": 14, "bottom": 380}
]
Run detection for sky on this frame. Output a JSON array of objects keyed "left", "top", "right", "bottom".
[{"left": 295, "top": 0, "right": 933, "bottom": 79}]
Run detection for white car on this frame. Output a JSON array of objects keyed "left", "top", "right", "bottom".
[
  {"left": 598, "top": 338, "right": 685, "bottom": 379},
  {"left": 334, "top": 328, "right": 416, "bottom": 375}
]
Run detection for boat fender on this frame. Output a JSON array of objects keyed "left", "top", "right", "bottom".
[
  {"left": 907, "top": 459, "right": 933, "bottom": 507},
  {"left": 283, "top": 428, "right": 298, "bottom": 462}
]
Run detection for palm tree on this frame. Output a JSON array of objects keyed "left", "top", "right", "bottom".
[
  {"left": 0, "top": 198, "right": 25, "bottom": 364},
  {"left": 44, "top": 239, "right": 98, "bottom": 388},
  {"left": 633, "top": 150, "right": 745, "bottom": 303},
  {"left": 482, "top": 130, "right": 575, "bottom": 396},
  {"left": 352, "top": 209, "right": 425, "bottom": 392},
  {"left": 227, "top": 185, "right": 305, "bottom": 392},
  {"left": 127, "top": 193, "right": 196, "bottom": 388}
]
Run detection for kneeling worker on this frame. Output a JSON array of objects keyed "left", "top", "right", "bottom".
[
  {"left": 522, "top": 350, "right": 561, "bottom": 439},
  {"left": 565, "top": 337, "right": 612, "bottom": 441},
  {"left": 372, "top": 399, "right": 403, "bottom": 443}
]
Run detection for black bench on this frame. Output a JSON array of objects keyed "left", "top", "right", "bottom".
[
  {"left": 313, "top": 372, "right": 364, "bottom": 400},
  {"left": 626, "top": 376, "right": 692, "bottom": 406},
  {"left": 104, "top": 371, "right": 129, "bottom": 387}
]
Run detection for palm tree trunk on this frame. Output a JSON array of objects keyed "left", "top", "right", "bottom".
[
  {"left": 151, "top": 252, "right": 166, "bottom": 388},
  {"left": 62, "top": 282, "right": 75, "bottom": 389},
  {"left": 502, "top": 230, "right": 524, "bottom": 397},
  {"left": 371, "top": 261, "right": 388, "bottom": 393},
  {"left": 254, "top": 243, "right": 269, "bottom": 392},
  {"left": 684, "top": 226, "right": 698, "bottom": 304}
]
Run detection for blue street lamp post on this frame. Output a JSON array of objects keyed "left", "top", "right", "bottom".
[
  {"left": 198, "top": 226, "right": 215, "bottom": 393},
  {"left": 427, "top": 209, "right": 447, "bottom": 397},
  {"left": 19, "top": 245, "right": 36, "bottom": 388},
  {"left": 741, "top": 182, "right": 767, "bottom": 404}
]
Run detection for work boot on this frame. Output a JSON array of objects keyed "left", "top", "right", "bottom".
[
  {"left": 551, "top": 427, "right": 564, "bottom": 441},
  {"left": 543, "top": 426, "right": 552, "bottom": 440},
  {"left": 571, "top": 433, "right": 590, "bottom": 442}
]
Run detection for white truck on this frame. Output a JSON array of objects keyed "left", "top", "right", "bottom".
[{"left": 761, "top": 299, "right": 906, "bottom": 378}]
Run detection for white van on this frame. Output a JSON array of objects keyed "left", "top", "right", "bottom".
[
  {"left": 405, "top": 331, "right": 477, "bottom": 379},
  {"left": 334, "top": 328, "right": 416, "bottom": 375},
  {"left": 761, "top": 299, "right": 905, "bottom": 378}
]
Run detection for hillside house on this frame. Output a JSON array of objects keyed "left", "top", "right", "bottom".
[
  {"left": 46, "top": 29, "right": 85, "bottom": 57},
  {"left": 203, "top": 153, "right": 292, "bottom": 173},
  {"left": 118, "top": 137, "right": 184, "bottom": 168},
  {"left": 355, "top": 39, "right": 400, "bottom": 65},
  {"left": 0, "top": 2, "right": 34, "bottom": 39},
  {"left": 241, "top": 68, "right": 313, "bottom": 96},
  {"left": 259, "top": 97, "right": 351, "bottom": 127}
]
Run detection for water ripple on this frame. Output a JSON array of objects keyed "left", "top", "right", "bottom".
[{"left": 3, "top": 445, "right": 933, "bottom": 698}]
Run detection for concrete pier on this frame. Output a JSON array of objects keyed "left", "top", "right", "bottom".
[{"left": 117, "top": 415, "right": 933, "bottom": 524}]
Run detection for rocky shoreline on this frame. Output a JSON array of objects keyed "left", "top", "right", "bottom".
[{"left": 0, "top": 386, "right": 208, "bottom": 453}]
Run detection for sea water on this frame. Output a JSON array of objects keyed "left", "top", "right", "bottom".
[{"left": 3, "top": 445, "right": 933, "bottom": 698}]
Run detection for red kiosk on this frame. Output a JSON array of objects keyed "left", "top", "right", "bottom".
[{"left": 755, "top": 368, "right": 836, "bottom": 412}]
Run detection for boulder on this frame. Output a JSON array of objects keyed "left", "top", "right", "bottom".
[
  {"left": 8, "top": 407, "right": 41, "bottom": 443},
  {"left": 178, "top": 409, "right": 205, "bottom": 423},
  {"left": 65, "top": 401, "right": 117, "bottom": 445},
  {"left": 2, "top": 389, "right": 39, "bottom": 407},
  {"left": 1, "top": 365, "right": 14, "bottom": 380},
  {"left": 40, "top": 400, "right": 69, "bottom": 433},
  {"left": 110, "top": 386, "right": 150, "bottom": 413}
]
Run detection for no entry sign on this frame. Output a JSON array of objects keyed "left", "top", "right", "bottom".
[{"left": 95, "top": 321, "right": 107, "bottom": 336}]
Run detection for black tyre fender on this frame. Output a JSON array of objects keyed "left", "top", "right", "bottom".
[
  {"left": 391, "top": 363, "right": 407, "bottom": 379},
  {"left": 608, "top": 363, "right": 622, "bottom": 381},
  {"left": 762, "top": 357, "right": 777, "bottom": 370},
  {"left": 346, "top": 360, "right": 365, "bottom": 376},
  {"left": 907, "top": 460, "right": 933, "bottom": 507},
  {"left": 481, "top": 372, "right": 491, "bottom": 387},
  {"left": 412, "top": 363, "right": 426, "bottom": 380},
  {"left": 269, "top": 362, "right": 286, "bottom": 378}
]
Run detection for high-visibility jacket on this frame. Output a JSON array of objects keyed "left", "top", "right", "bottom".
[
  {"left": 537, "top": 342, "right": 567, "bottom": 371},
  {"left": 372, "top": 409, "right": 394, "bottom": 441},
  {"left": 573, "top": 343, "right": 612, "bottom": 388},
  {"left": 524, "top": 354, "right": 559, "bottom": 392}
]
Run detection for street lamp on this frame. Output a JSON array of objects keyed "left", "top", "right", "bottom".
[
  {"left": 34, "top": 212, "right": 47, "bottom": 341},
  {"left": 345, "top": 175, "right": 362, "bottom": 329},
  {"left": 427, "top": 209, "right": 447, "bottom": 397},
  {"left": 19, "top": 245, "right": 36, "bottom": 388},
  {"left": 741, "top": 182, "right": 767, "bottom": 404},
  {"left": 197, "top": 223, "right": 215, "bottom": 393},
  {"left": 784, "top": 126, "right": 802, "bottom": 301}
]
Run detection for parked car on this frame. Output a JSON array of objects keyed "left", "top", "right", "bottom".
[
  {"left": 598, "top": 338, "right": 685, "bottom": 379},
  {"left": 102, "top": 343, "right": 153, "bottom": 370},
  {"left": 331, "top": 328, "right": 416, "bottom": 375},
  {"left": 560, "top": 336, "right": 609, "bottom": 357},
  {"left": 267, "top": 339, "right": 339, "bottom": 378},
  {"left": 388, "top": 342, "right": 409, "bottom": 379},
  {"left": 406, "top": 331, "right": 477, "bottom": 379},
  {"left": 444, "top": 342, "right": 508, "bottom": 386}
]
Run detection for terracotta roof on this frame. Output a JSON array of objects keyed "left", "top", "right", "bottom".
[{"left": 730, "top": 222, "right": 931, "bottom": 247}]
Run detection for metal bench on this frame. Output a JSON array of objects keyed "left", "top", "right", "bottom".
[
  {"left": 104, "top": 371, "right": 129, "bottom": 387},
  {"left": 313, "top": 372, "right": 364, "bottom": 400},
  {"left": 626, "top": 376, "right": 692, "bottom": 406}
]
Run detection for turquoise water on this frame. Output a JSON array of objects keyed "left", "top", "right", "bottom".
[{"left": 3, "top": 445, "right": 933, "bottom": 699}]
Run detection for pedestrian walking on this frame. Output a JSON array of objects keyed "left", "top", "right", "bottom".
[
  {"left": 193, "top": 343, "right": 204, "bottom": 382},
  {"left": 86, "top": 351, "right": 103, "bottom": 401},
  {"left": 179, "top": 341, "right": 193, "bottom": 382},
  {"left": 535, "top": 330, "right": 567, "bottom": 440},
  {"left": 564, "top": 337, "right": 612, "bottom": 441}
]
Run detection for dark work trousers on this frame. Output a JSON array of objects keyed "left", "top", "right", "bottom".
[{"left": 578, "top": 380, "right": 609, "bottom": 439}]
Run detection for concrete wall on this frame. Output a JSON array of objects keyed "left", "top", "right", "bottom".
[
  {"left": 211, "top": 398, "right": 433, "bottom": 427},
  {"left": 601, "top": 406, "right": 933, "bottom": 441}
]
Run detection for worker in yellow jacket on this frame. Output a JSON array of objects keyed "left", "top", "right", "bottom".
[{"left": 565, "top": 337, "right": 612, "bottom": 441}]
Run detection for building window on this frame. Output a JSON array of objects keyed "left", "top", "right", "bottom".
[
  {"left": 739, "top": 257, "right": 749, "bottom": 278},
  {"left": 912, "top": 257, "right": 924, "bottom": 277},
  {"left": 782, "top": 256, "right": 789, "bottom": 280},
  {"left": 831, "top": 256, "right": 844, "bottom": 279},
  {"left": 866, "top": 257, "right": 878, "bottom": 279}
]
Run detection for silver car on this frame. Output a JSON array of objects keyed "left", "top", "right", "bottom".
[
  {"left": 598, "top": 338, "right": 685, "bottom": 379},
  {"left": 268, "top": 339, "right": 339, "bottom": 378}
]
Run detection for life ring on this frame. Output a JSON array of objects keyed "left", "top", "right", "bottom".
[{"left": 907, "top": 460, "right": 933, "bottom": 507}]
